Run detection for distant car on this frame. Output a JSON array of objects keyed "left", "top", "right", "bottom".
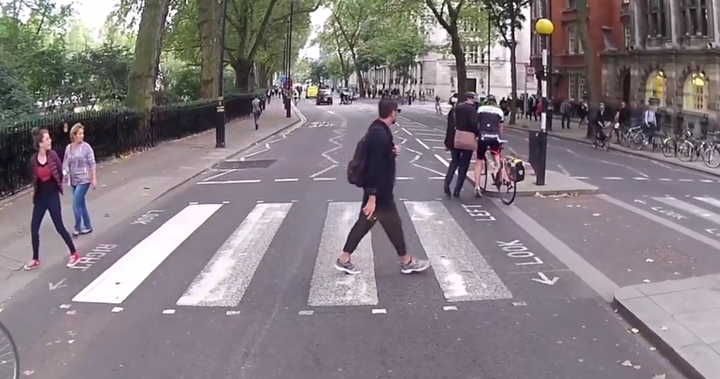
[{"left": 316, "top": 90, "right": 333, "bottom": 105}]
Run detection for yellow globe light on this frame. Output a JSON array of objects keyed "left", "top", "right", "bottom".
[{"left": 535, "top": 18, "right": 554, "bottom": 36}]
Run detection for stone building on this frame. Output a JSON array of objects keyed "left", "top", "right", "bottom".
[{"left": 602, "top": 0, "right": 718, "bottom": 130}]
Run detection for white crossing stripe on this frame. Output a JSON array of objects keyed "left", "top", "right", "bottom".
[
  {"left": 72, "top": 204, "right": 223, "bottom": 304},
  {"left": 176, "top": 203, "right": 292, "bottom": 307},
  {"left": 308, "top": 202, "right": 378, "bottom": 306},
  {"left": 694, "top": 196, "right": 720, "bottom": 210},
  {"left": 404, "top": 201, "right": 513, "bottom": 301},
  {"left": 653, "top": 197, "right": 720, "bottom": 224}
]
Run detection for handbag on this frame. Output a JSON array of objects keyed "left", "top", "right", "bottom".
[{"left": 454, "top": 129, "right": 477, "bottom": 151}]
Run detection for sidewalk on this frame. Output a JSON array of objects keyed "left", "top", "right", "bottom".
[
  {"left": 508, "top": 118, "right": 720, "bottom": 177},
  {"left": 615, "top": 276, "right": 720, "bottom": 379},
  {"left": 0, "top": 101, "right": 302, "bottom": 304}
]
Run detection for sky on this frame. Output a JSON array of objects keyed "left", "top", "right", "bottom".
[{"left": 300, "top": 7, "right": 331, "bottom": 60}]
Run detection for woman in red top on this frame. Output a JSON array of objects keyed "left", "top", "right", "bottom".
[{"left": 24, "top": 128, "right": 81, "bottom": 270}]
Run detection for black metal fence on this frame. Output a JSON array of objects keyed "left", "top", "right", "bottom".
[{"left": 0, "top": 94, "right": 256, "bottom": 199}]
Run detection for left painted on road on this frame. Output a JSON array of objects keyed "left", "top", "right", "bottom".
[{"left": 70, "top": 244, "right": 118, "bottom": 271}]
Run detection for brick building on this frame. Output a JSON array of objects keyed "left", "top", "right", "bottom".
[
  {"left": 529, "top": 0, "right": 625, "bottom": 103},
  {"left": 602, "top": 0, "right": 719, "bottom": 130}
]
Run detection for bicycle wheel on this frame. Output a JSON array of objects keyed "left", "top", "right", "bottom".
[
  {"left": 677, "top": 142, "right": 695, "bottom": 162},
  {"left": 627, "top": 132, "right": 643, "bottom": 150},
  {"left": 0, "top": 321, "right": 19, "bottom": 379},
  {"left": 703, "top": 146, "right": 720, "bottom": 168},
  {"left": 499, "top": 165, "right": 517, "bottom": 205},
  {"left": 661, "top": 138, "right": 676, "bottom": 157}
]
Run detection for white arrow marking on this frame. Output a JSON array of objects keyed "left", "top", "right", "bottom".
[
  {"left": 634, "top": 199, "right": 647, "bottom": 205},
  {"left": 49, "top": 278, "right": 67, "bottom": 290},
  {"left": 706, "top": 228, "right": 718, "bottom": 234},
  {"left": 532, "top": 272, "right": 559, "bottom": 286}
]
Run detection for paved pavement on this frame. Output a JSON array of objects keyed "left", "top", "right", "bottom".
[{"left": 7, "top": 96, "right": 720, "bottom": 379}]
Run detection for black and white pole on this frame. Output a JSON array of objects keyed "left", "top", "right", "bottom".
[
  {"left": 215, "top": 0, "right": 229, "bottom": 148},
  {"left": 534, "top": 18, "right": 554, "bottom": 185}
]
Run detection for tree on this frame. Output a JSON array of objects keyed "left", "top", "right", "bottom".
[
  {"left": 482, "top": 0, "right": 528, "bottom": 125},
  {"left": 315, "top": 21, "right": 352, "bottom": 87},
  {"left": 576, "top": 0, "right": 599, "bottom": 138},
  {"left": 421, "top": 0, "right": 490, "bottom": 95},
  {"left": 0, "top": 59, "right": 35, "bottom": 120},
  {"left": 307, "top": 59, "right": 329, "bottom": 83}
]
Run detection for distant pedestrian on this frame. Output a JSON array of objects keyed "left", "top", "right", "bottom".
[
  {"left": 338, "top": 98, "right": 430, "bottom": 275},
  {"left": 63, "top": 123, "right": 96, "bottom": 237},
  {"left": 252, "top": 96, "right": 262, "bottom": 130},
  {"left": 25, "top": 127, "right": 81, "bottom": 270}
]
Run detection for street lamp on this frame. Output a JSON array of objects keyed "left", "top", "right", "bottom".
[
  {"left": 533, "top": 17, "right": 553, "bottom": 185},
  {"left": 215, "top": 0, "right": 229, "bottom": 148}
]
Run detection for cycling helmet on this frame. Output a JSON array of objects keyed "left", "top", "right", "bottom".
[{"left": 483, "top": 95, "right": 497, "bottom": 106}]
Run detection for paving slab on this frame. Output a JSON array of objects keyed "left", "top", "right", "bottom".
[
  {"left": 508, "top": 118, "right": 720, "bottom": 178},
  {"left": 465, "top": 168, "right": 599, "bottom": 197},
  {"left": 0, "top": 102, "right": 303, "bottom": 304},
  {"left": 614, "top": 274, "right": 720, "bottom": 379}
]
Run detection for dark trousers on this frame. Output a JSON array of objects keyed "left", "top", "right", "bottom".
[
  {"left": 31, "top": 193, "right": 76, "bottom": 260},
  {"left": 343, "top": 200, "right": 407, "bottom": 256},
  {"left": 561, "top": 114, "right": 571, "bottom": 128},
  {"left": 445, "top": 148, "right": 473, "bottom": 194}
]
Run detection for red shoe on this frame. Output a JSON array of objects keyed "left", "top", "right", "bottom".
[
  {"left": 67, "top": 253, "right": 81, "bottom": 268},
  {"left": 24, "top": 260, "right": 40, "bottom": 270}
]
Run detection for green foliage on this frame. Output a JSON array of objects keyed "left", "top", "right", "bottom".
[
  {"left": 0, "top": 59, "right": 35, "bottom": 120},
  {"left": 480, "top": 0, "right": 528, "bottom": 47}
]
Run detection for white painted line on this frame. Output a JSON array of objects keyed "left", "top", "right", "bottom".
[
  {"left": 162, "top": 309, "right": 176, "bottom": 315},
  {"left": 225, "top": 310, "right": 241, "bottom": 316},
  {"left": 434, "top": 154, "right": 450, "bottom": 167},
  {"left": 396, "top": 177, "right": 414, "bottom": 180},
  {"left": 404, "top": 201, "right": 512, "bottom": 301},
  {"left": 73, "top": 204, "right": 223, "bottom": 305},
  {"left": 694, "top": 197, "right": 720, "bottom": 210},
  {"left": 679, "top": 178, "right": 694, "bottom": 182},
  {"left": 298, "top": 310, "right": 314, "bottom": 315},
  {"left": 274, "top": 178, "right": 299, "bottom": 182},
  {"left": 432, "top": 146, "right": 445, "bottom": 150},
  {"left": 550, "top": 136, "right": 561, "bottom": 141},
  {"left": 413, "top": 132, "right": 445, "bottom": 137},
  {"left": 653, "top": 197, "right": 720, "bottom": 223},
  {"left": 310, "top": 164, "right": 338, "bottom": 178},
  {"left": 429, "top": 176, "right": 444, "bottom": 180},
  {"left": 371, "top": 308, "right": 387, "bottom": 314},
  {"left": 659, "top": 178, "right": 672, "bottom": 181},
  {"left": 313, "top": 177, "right": 337, "bottom": 181},
  {"left": 700, "top": 179, "right": 714, "bottom": 183},
  {"left": 443, "top": 305, "right": 458, "bottom": 311},
  {"left": 111, "top": 307, "right": 123, "bottom": 313},
  {"left": 327, "top": 110, "right": 335, "bottom": 114},
  {"left": 308, "top": 202, "right": 378, "bottom": 307},
  {"left": 423, "top": 138, "right": 444, "bottom": 142},
  {"left": 198, "top": 179, "right": 261, "bottom": 185},
  {"left": 401, "top": 127, "right": 413, "bottom": 136},
  {"left": 202, "top": 170, "right": 236, "bottom": 182},
  {"left": 415, "top": 138, "right": 431, "bottom": 150},
  {"left": 556, "top": 164, "right": 570, "bottom": 176},
  {"left": 176, "top": 203, "right": 292, "bottom": 307},
  {"left": 494, "top": 199, "right": 619, "bottom": 302},
  {"left": 632, "top": 177, "right": 650, "bottom": 181},
  {"left": 602, "top": 177, "right": 623, "bottom": 180},
  {"left": 571, "top": 176, "right": 589, "bottom": 179}
]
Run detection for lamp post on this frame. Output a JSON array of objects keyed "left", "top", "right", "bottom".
[
  {"left": 534, "top": 17, "right": 553, "bottom": 185},
  {"left": 215, "top": 0, "right": 230, "bottom": 148}
]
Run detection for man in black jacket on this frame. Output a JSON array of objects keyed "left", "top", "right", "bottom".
[
  {"left": 335, "top": 98, "right": 430, "bottom": 275},
  {"left": 443, "top": 92, "right": 478, "bottom": 197}
]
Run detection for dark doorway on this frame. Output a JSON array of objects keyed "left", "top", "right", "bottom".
[
  {"left": 622, "top": 72, "right": 631, "bottom": 103},
  {"left": 466, "top": 78, "right": 477, "bottom": 93}
]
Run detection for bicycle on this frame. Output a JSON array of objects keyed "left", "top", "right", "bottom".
[
  {"left": 0, "top": 320, "right": 19, "bottom": 379},
  {"left": 478, "top": 139, "right": 525, "bottom": 205}
]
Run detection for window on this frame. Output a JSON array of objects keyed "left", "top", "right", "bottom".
[
  {"left": 647, "top": 0, "right": 667, "bottom": 37},
  {"left": 683, "top": 72, "right": 708, "bottom": 111},
  {"left": 680, "top": 0, "right": 709, "bottom": 37},
  {"left": 577, "top": 74, "right": 586, "bottom": 99},
  {"left": 566, "top": 25, "right": 581, "bottom": 54},
  {"left": 645, "top": 70, "right": 667, "bottom": 106},
  {"left": 623, "top": 23, "right": 631, "bottom": 47},
  {"left": 564, "top": 0, "right": 576, "bottom": 9},
  {"left": 568, "top": 75, "right": 577, "bottom": 100},
  {"left": 465, "top": 44, "right": 479, "bottom": 64},
  {"left": 480, "top": 51, "right": 486, "bottom": 64}
]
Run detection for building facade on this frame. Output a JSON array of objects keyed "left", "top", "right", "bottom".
[
  {"left": 349, "top": 8, "right": 537, "bottom": 101},
  {"left": 602, "top": 0, "right": 719, "bottom": 129},
  {"left": 529, "top": 0, "right": 625, "bottom": 102}
]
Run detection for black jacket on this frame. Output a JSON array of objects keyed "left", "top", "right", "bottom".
[
  {"left": 444, "top": 102, "right": 478, "bottom": 150},
  {"left": 363, "top": 120, "right": 396, "bottom": 206}
]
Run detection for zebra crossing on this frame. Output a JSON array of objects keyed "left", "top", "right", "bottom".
[
  {"left": 632, "top": 195, "right": 720, "bottom": 236},
  {"left": 67, "top": 199, "right": 516, "bottom": 315}
]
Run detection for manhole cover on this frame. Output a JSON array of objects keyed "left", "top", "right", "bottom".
[{"left": 213, "top": 159, "right": 277, "bottom": 170}]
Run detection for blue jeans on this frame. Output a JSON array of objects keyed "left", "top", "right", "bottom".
[
  {"left": 72, "top": 183, "right": 92, "bottom": 232},
  {"left": 444, "top": 148, "right": 473, "bottom": 194}
]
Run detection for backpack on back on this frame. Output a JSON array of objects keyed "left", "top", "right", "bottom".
[{"left": 347, "top": 136, "right": 368, "bottom": 187}]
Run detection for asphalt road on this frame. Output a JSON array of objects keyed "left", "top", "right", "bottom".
[{"left": 6, "top": 96, "right": 720, "bottom": 379}]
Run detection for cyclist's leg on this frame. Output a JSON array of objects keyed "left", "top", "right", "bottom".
[
  {"left": 493, "top": 142, "right": 508, "bottom": 182},
  {"left": 474, "top": 141, "right": 487, "bottom": 192}
]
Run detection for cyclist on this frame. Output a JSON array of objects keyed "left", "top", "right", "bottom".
[{"left": 474, "top": 95, "right": 507, "bottom": 197}]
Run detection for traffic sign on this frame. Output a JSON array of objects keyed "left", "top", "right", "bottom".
[{"left": 526, "top": 66, "right": 535, "bottom": 76}]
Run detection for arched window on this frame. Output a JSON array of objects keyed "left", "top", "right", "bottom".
[
  {"left": 645, "top": 70, "right": 667, "bottom": 106},
  {"left": 683, "top": 72, "right": 708, "bottom": 111}
]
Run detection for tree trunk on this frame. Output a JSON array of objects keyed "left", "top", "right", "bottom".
[
  {"left": 577, "top": 0, "right": 600, "bottom": 138},
  {"left": 125, "top": 0, "right": 171, "bottom": 109},
  {"left": 508, "top": 25, "right": 518, "bottom": 125},
  {"left": 197, "top": 0, "right": 219, "bottom": 100},
  {"left": 449, "top": 31, "right": 467, "bottom": 95},
  {"left": 232, "top": 60, "right": 252, "bottom": 92}
]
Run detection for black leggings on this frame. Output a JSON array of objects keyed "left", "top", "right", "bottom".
[
  {"left": 343, "top": 201, "right": 407, "bottom": 256},
  {"left": 31, "top": 193, "right": 76, "bottom": 260}
]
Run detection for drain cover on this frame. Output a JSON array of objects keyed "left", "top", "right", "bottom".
[{"left": 213, "top": 159, "right": 277, "bottom": 170}]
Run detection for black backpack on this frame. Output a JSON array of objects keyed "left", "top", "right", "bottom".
[{"left": 347, "top": 136, "right": 368, "bottom": 187}]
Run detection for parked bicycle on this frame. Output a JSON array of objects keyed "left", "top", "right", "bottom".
[{"left": 0, "top": 321, "right": 19, "bottom": 379}]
